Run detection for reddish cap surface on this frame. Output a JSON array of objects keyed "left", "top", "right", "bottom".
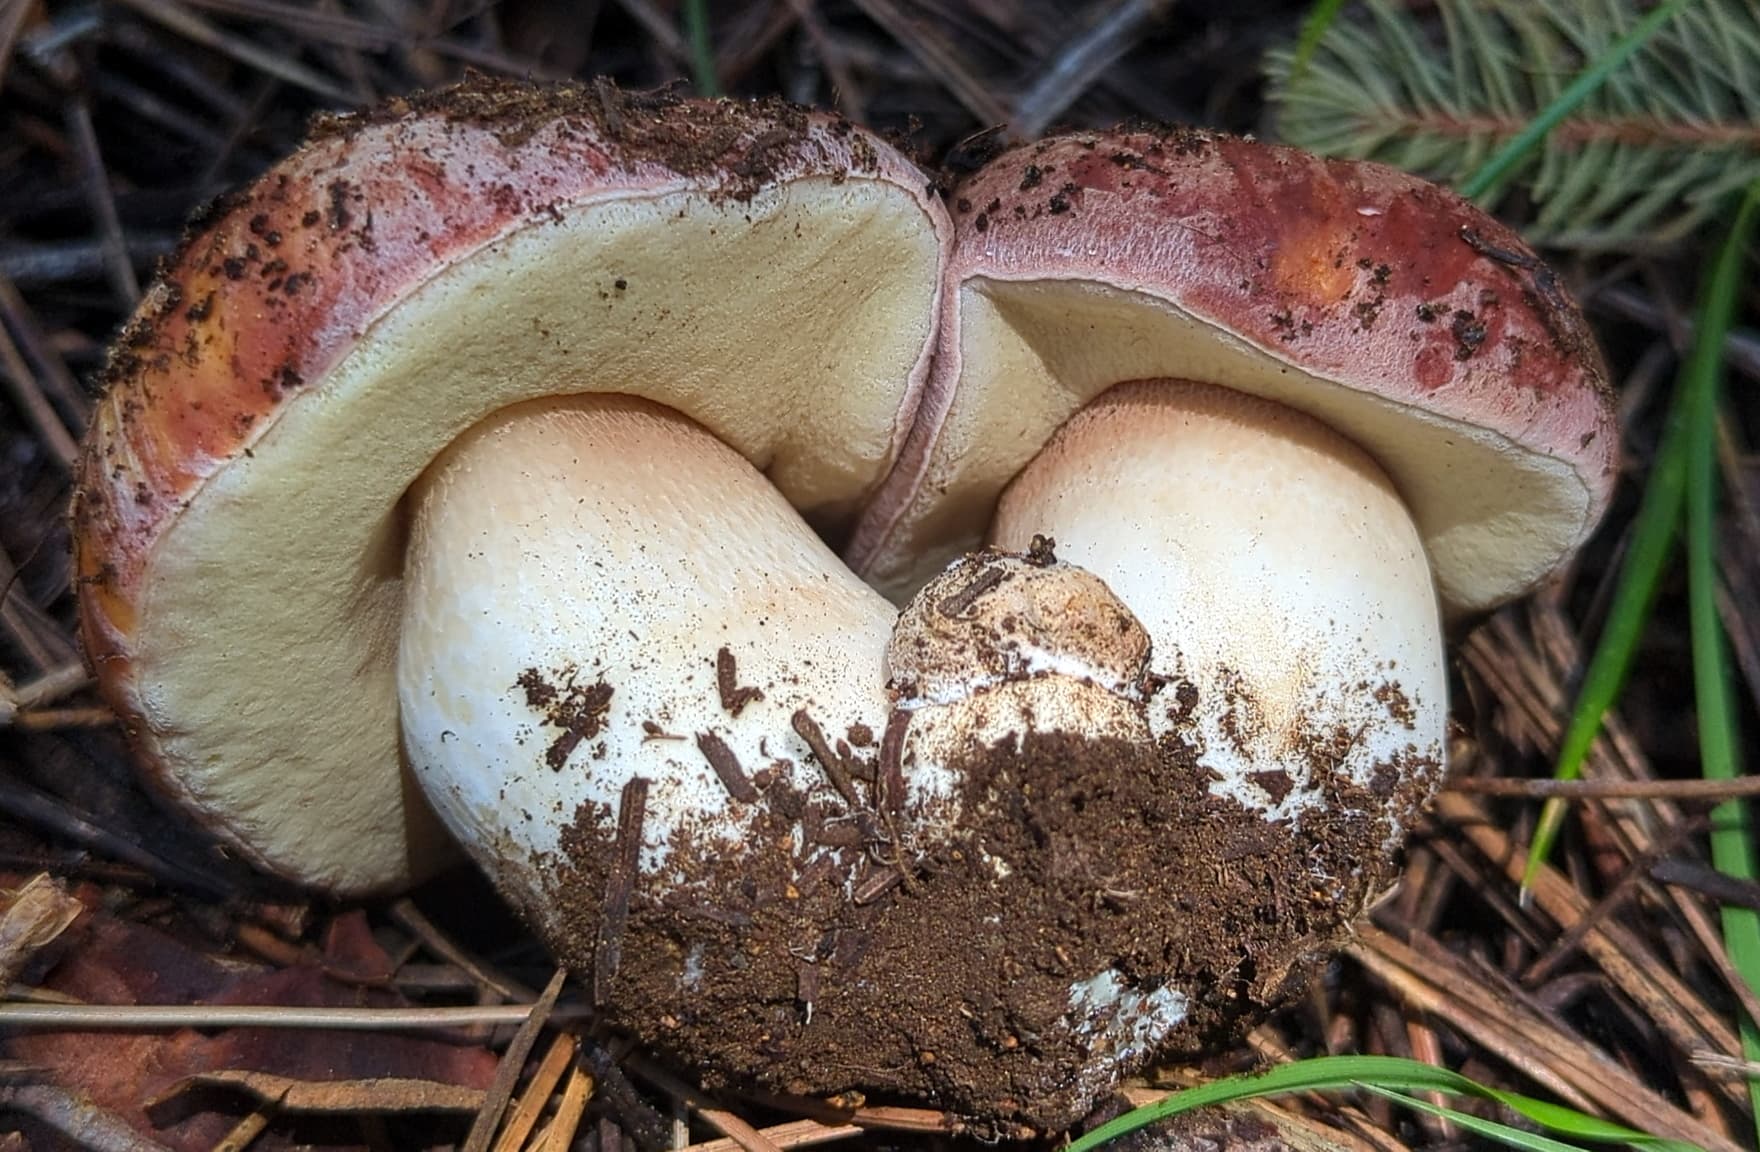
[{"left": 851, "top": 127, "right": 1616, "bottom": 615}]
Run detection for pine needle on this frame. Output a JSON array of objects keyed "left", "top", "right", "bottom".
[
  {"left": 1268, "top": 0, "right": 1760, "bottom": 250},
  {"left": 1458, "top": 0, "right": 1697, "bottom": 200}
]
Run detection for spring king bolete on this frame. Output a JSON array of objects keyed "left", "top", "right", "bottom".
[
  {"left": 852, "top": 128, "right": 1617, "bottom": 950},
  {"left": 72, "top": 80, "right": 1615, "bottom": 1130}
]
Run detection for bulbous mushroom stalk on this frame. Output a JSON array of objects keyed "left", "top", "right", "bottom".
[
  {"left": 991, "top": 380, "right": 1446, "bottom": 826},
  {"left": 397, "top": 395, "right": 938, "bottom": 928}
]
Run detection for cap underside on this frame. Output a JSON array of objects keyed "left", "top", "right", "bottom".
[
  {"left": 860, "top": 278, "right": 1595, "bottom": 615},
  {"left": 128, "top": 177, "right": 940, "bottom": 893}
]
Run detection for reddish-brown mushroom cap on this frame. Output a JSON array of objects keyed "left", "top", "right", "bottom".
[
  {"left": 849, "top": 127, "right": 1617, "bottom": 616},
  {"left": 72, "top": 79, "right": 949, "bottom": 894}
]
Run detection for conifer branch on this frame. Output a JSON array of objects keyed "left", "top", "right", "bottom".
[{"left": 1266, "top": 0, "right": 1760, "bottom": 250}]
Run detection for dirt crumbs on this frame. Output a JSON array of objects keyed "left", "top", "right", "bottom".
[
  {"left": 516, "top": 665, "right": 614, "bottom": 771},
  {"left": 309, "top": 73, "right": 862, "bottom": 201},
  {"left": 534, "top": 684, "right": 1411, "bottom": 1134}
]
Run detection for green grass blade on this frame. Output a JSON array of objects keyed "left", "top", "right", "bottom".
[
  {"left": 1063, "top": 1055, "right": 1693, "bottom": 1152},
  {"left": 1684, "top": 178, "right": 1760, "bottom": 1138},
  {"left": 1459, "top": 0, "right": 1697, "bottom": 199},
  {"left": 1289, "top": 0, "right": 1349, "bottom": 81},
  {"left": 1359, "top": 1086, "right": 1592, "bottom": 1152},
  {"left": 683, "top": 0, "right": 720, "bottom": 97}
]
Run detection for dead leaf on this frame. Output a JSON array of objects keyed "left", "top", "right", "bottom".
[
  {"left": 0, "top": 873, "right": 82, "bottom": 985},
  {"left": 6, "top": 907, "right": 498, "bottom": 1151}
]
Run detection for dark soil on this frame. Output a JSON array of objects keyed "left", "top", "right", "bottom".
[{"left": 533, "top": 665, "right": 1421, "bottom": 1135}]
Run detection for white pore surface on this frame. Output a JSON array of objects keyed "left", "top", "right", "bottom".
[
  {"left": 993, "top": 381, "right": 1446, "bottom": 826},
  {"left": 398, "top": 397, "right": 937, "bottom": 915}
]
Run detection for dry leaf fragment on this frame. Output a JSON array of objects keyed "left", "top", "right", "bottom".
[
  {"left": 147, "top": 1070, "right": 485, "bottom": 1115},
  {"left": 6, "top": 907, "right": 497, "bottom": 1151},
  {"left": 0, "top": 873, "right": 82, "bottom": 985}
]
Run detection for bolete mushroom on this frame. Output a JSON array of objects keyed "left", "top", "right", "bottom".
[
  {"left": 71, "top": 80, "right": 1188, "bottom": 1131},
  {"left": 72, "top": 82, "right": 950, "bottom": 896},
  {"left": 75, "top": 89, "right": 1616, "bottom": 1133},
  {"left": 851, "top": 125, "right": 1615, "bottom": 1061}
]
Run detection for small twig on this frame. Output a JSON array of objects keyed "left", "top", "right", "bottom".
[
  {"left": 581, "top": 1043, "right": 671, "bottom": 1149},
  {"left": 0, "top": 545, "right": 73, "bottom": 672},
  {"left": 167, "top": 0, "right": 405, "bottom": 50},
  {"left": 0, "top": 269, "right": 86, "bottom": 430},
  {"left": 64, "top": 96, "right": 141, "bottom": 308},
  {"left": 850, "top": 866, "right": 902, "bottom": 906},
  {"left": 534, "top": 1063, "right": 593, "bottom": 1152},
  {"left": 0, "top": 662, "right": 88, "bottom": 721},
  {"left": 0, "top": 320, "right": 78, "bottom": 472},
  {"left": 390, "top": 898, "right": 535, "bottom": 1003},
  {"left": 210, "top": 1107, "right": 274, "bottom": 1152},
  {"left": 715, "top": 647, "right": 763, "bottom": 718},
  {"left": 877, "top": 709, "right": 907, "bottom": 815},
  {"left": 625, "top": 1057, "right": 788, "bottom": 1152},
  {"left": 1654, "top": 857, "right": 1760, "bottom": 913},
  {"left": 1693, "top": 1051, "right": 1760, "bottom": 1080},
  {"left": 9, "top": 707, "right": 115, "bottom": 731},
  {"left": 846, "top": 1106, "right": 964, "bottom": 1134},
  {"left": 684, "top": 1119, "right": 861, "bottom": 1152},
  {"left": 1521, "top": 818, "right": 1704, "bottom": 985},
  {"left": 846, "top": 0, "right": 1008, "bottom": 127},
  {"left": 596, "top": 778, "right": 648, "bottom": 1006},
  {"left": 935, "top": 564, "right": 1004, "bottom": 618},
  {"left": 0, "top": 773, "right": 228, "bottom": 899},
  {"left": 1446, "top": 774, "right": 1760, "bottom": 799},
  {"left": 0, "top": 999, "right": 589, "bottom": 1029},
  {"left": 1011, "top": 0, "right": 1173, "bottom": 139},
  {"left": 696, "top": 732, "right": 759, "bottom": 804},
  {"left": 461, "top": 968, "right": 569, "bottom": 1152},
  {"left": 0, "top": 234, "right": 182, "bottom": 289},
  {"left": 790, "top": 710, "right": 858, "bottom": 808},
  {"left": 0, "top": 1083, "right": 176, "bottom": 1152},
  {"left": 111, "top": 0, "right": 357, "bottom": 104}
]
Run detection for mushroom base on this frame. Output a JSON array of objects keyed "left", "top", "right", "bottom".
[{"left": 532, "top": 714, "right": 1425, "bottom": 1133}]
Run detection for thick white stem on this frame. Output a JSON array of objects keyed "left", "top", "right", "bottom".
[
  {"left": 396, "top": 396, "right": 918, "bottom": 910},
  {"left": 992, "top": 380, "right": 1446, "bottom": 829}
]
